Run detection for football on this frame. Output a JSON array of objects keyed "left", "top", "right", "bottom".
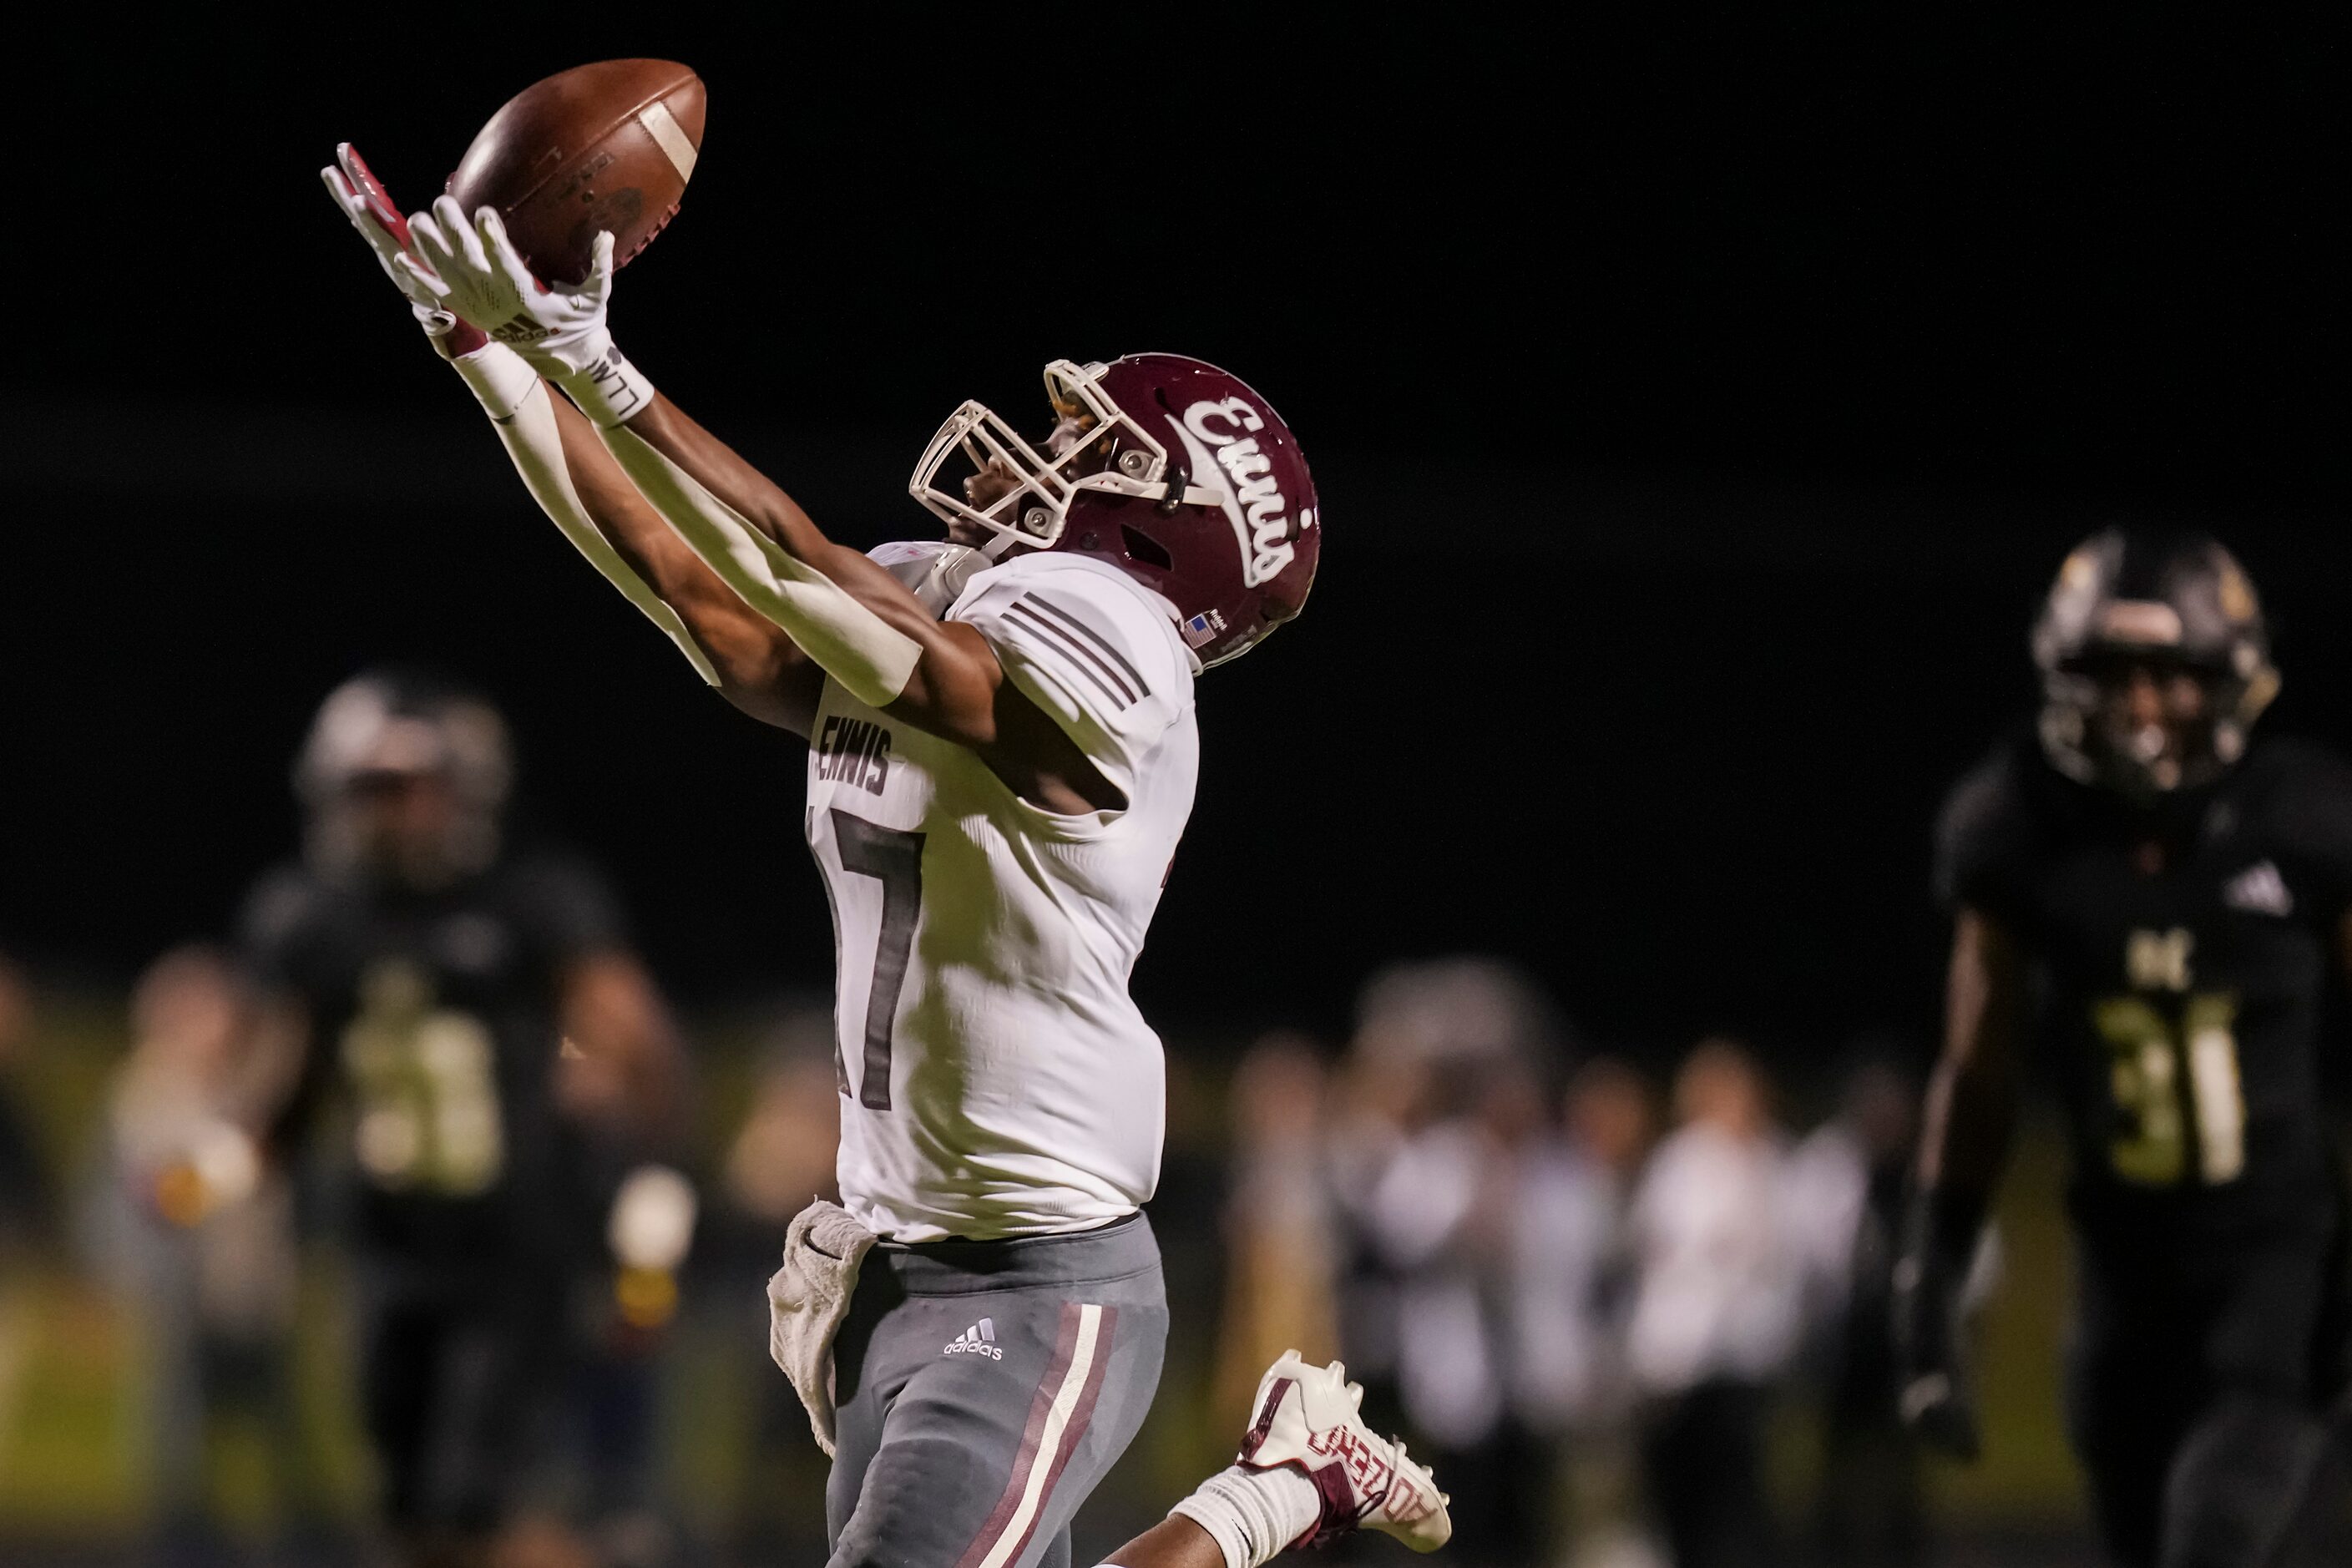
[{"left": 444, "top": 59, "right": 706, "bottom": 289}]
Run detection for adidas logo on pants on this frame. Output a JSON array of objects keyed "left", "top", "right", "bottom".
[{"left": 944, "top": 1317, "right": 1004, "bottom": 1359}]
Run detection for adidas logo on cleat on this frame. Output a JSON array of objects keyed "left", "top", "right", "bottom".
[{"left": 944, "top": 1318, "right": 1003, "bottom": 1360}]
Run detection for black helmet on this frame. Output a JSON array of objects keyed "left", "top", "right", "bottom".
[
  {"left": 2031, "top": 529, "right": 2278, "bottom": 797},
  {"left": 293, "top": 668, "right": 512, "bottom": 882}
]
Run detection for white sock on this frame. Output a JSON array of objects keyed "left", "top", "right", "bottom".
[{"left": 1168, "top": 1464, "right": 1323, "bottom": 1568}]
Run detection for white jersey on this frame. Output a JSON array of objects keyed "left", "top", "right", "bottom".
[{"left": 807, "top": 551, "right": 1199, "bottom": 1242}]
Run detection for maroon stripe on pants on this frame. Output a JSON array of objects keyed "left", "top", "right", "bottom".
[
  {"left": 955, "top": 1302, "right": 1085, "bottom": 1568},
  {"left": 994, "top": 1305, "right": 1119, "bottom": 1568}
]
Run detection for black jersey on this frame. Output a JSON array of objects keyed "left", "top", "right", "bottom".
[
  {"left": 1937, "top": 732, "right": 2352, "bottom": 1244},
  {"left": 240, "top": 848, "right": 626, "bottom": 1277}
]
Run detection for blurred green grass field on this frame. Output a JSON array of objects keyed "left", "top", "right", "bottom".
[{"left": 0, "top": 995, "right": 2091, "bottom": 1549}]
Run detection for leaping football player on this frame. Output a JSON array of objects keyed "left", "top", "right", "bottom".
[
  {"left": 1899, "top": 530, "right": 2352, "bottom": 1568},
  {"left": 323, "top": 146, "right": 1448, "bottom": 1568}
]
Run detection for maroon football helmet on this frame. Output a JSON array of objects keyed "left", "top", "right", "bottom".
[{"left": 908, "top": 355, "right": 1320, "bottom": 666}]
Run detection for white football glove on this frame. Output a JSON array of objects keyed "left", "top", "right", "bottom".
[
  {"left": 404, "top": 200, "right": 653, "bottom": 425},
  {"left": 404, "top": 200, "right": 603, "bottom": 369},
  {"left": 320, "top": 144, "right": 482, "bottom": 353}
]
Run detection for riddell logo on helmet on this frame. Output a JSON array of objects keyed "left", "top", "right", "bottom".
[{"left": 1179, "top": 399, "right": 1297, "bottom": 588}]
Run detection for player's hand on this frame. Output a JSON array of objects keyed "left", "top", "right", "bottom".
[
  {"left": 404, "top": 199, "right": 617, "bottom": 377},
  {"left": 321, "top": 144, "right": 483, "bottom": 354},
  {"left": 1892, "top": 1242, "right": 1983, "bottom": 1459}
]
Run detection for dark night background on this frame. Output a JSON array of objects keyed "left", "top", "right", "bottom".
[{"left": 8, "top": 12, "right": 2348, "bottom": 1065}]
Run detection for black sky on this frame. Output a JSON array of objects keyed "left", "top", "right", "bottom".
[{"left": 9, "top": 11, "right": 2348, "bottom": 1067}]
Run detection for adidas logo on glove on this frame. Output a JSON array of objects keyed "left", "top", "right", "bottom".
[{"left": 944, "top": 1318, "right": 1003, "bottom": 1360}]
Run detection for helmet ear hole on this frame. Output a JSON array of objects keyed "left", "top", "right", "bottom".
[{"left": 1118, "top": 525, "right": 1173, "bottom": 570}]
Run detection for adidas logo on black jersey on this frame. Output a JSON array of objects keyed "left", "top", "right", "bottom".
[{"left": 944, "top": 1317, "right": 1002, "bottom": 1359}]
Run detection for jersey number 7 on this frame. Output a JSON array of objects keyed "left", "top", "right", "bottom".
[{"left": 830, "top": 810, "right": 926, "bottom": 1111}]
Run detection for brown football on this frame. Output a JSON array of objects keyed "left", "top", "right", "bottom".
[{"left": 445, "top": 59, "right": 706, "bottom": 288}]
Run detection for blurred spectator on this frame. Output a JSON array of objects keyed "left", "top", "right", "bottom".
[
  {"left": 1326, "top": 958, "right": 1571, "bottom": 1565},
  {"left": 1627, "top": 1039, "right": 1798, "bottom": 1568},
  {"left": 1783, "top": 1054, "right": 1928, "bottom": 1568},
  {"left": 92, "top": 946, "right": 318, "bottom": 1568},
  {"left": 1212, "top": 1033, "right": 1342, "bottom": 1423},
  {"left": 1566, "top": 1058, "right": 1657, "bottom": 1191},
  {"left": 552, "top": 961, "right": 699, "bottom": 1568},
  {"left": 1547, "top": 1057, "right": 1665, "bottom": 1568},
  {"left": 710, "top": 1004, "right": 841, "bottom": 1565},
  {"left": 1111, "top": 1036, "right": 1233, "bottom": 1538},
  {"left": 1525, "top": 1056, "right": 1657, "bottom": 1432},
  {"left": 719, "top": 1012, "right": 842, "bottom": 1238}
]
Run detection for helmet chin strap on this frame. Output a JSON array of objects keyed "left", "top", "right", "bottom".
[{"left": 1157, "top": 455, "right": 1191, "bottom": 516}]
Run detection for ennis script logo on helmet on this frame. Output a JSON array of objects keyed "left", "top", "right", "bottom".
[{"left": 1171, "top": 397, "right": 1305, "bottom": 589}]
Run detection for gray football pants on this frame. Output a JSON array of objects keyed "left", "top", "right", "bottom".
[{"left": 826, "top": 1214, "right": 1168, "bottom": 1568}]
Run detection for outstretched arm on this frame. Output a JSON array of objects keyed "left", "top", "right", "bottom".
[
  {"left": 322, "top": 148, "right": 822, "bottom": 731},
  {"left": 447, "top": 342, "right": 827, "bottom": 728},
  {"left": 529, "top": 371, "right": 826, "bottom": 731},
  {"left": 584, "top": 395, "right": 1113, "bottom": 801},
  {"left": 612, "top": 392, "right": 1000, "bottom": 721},
  {"left": 404, "top": 203, "right": 1120, "bottom": 810}
]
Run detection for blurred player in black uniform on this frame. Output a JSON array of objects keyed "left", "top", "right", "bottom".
[
  {"left": 1897, "top": 530, "right": 2352, "bottom": 1567},
  {"left": 240, "top": 669, "right": 691, "bottom": 1568}
]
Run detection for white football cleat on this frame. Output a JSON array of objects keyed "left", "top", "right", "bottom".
[{"left": 1237, "top": 1350, "right": 1451, "bottom": 1552}]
